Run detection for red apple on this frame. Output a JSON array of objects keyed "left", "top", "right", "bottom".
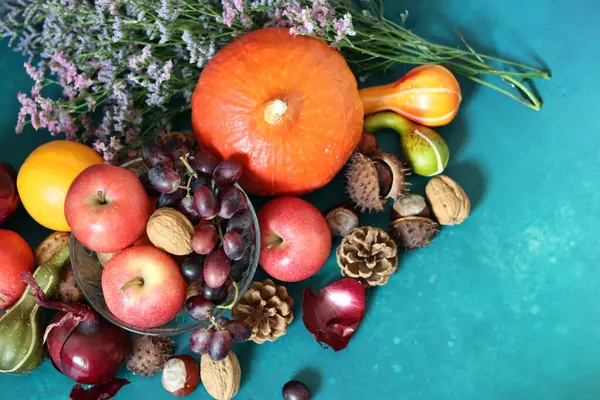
[
  {"left": 258, "top": 196, "right": 331, "bottom": 282},
  {"left": 65, "top": 164, "right": 150, "bottom": 253},
  {"left": 102, "top": 245, "right": 186, "bottom": 328},
  {"left": 0, "top": 229, "right": 34, "bottom": 309},
  {"left": 0, "top": 163, "right": 20, "bottom": 226}
]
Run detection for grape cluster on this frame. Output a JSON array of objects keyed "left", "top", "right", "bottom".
[
  {"left": 185, "top": 294, "right": 251, "bottom": 361},
  {"left": 141, "top": 137, "right": 255, "bottom": 360}
]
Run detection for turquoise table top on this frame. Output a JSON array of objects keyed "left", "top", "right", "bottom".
[{"left": 1, "top": 0, "right": 599, "bottom": 399}]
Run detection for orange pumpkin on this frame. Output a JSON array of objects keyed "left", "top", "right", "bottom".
[
  {"left": 191, "top": 28, "right": 363, "bottom": 196},
  {"left": 359, "top": 65, "right": 462, "bottom": 127}
]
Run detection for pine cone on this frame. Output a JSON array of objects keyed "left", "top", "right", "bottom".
[
  {"left": 126, "top": 335, "right": 174, "bottom": 377},
  {"left": 231, "top": 279, "right": 293, "bottom": 344},
  {"left": 336, "top": 226, "right": 398, "bottom": 287}
]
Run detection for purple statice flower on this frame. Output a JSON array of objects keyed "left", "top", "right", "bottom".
[
  {"left": 97, "top": 59, "right": 118, "bottom": 90},
  {"left": 310, "top": 0, "right": 333, "bottom": 28},
  {"left": 182, "top": 30, "right": 217, "bottom": 68},
  {"left": 111, "top": 16, "right": 123, "bottom": 42},
  {"left": 16, "top": 92, "right": 39, "bottom": 133},
  {"left": 128, "top": 45, "right": 152, "bottom": 69},
  {"left": 109, "top": 136, "right": 124, "bottom": 152},
  {"left": 157, "top": 0, "right": 182, "bottom": 21},
  {"left": 93, "top": 139, "right": 117, "bottom": 162},
  {"left": 155, "top": 20, "right": 170, "bottom": 44},
  {"left": 50, "top": 52, "right": 78, "bottom": 86},
  {"left": 332, "top": 13, "right": 356, "bottom": 42},
  {"left": 24, "top": 62, "right": 44, "bottom": 82},
  {"left": 222, "top": 0, "right": 253, "bottom": 28},
  {"left": 74, "top": 74, "right": 93, "bottom": 91},
  {"left": 59, "top": 111, "right": 78, "bottom": 140}
]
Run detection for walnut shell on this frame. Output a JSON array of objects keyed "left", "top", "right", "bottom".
[
  {"left": 34, "top": 231, "right": 70, "bottom": 265},
  {"left": 201, "top": 352, "right": 241, "bottom": 400},
  {"left": 147, "top": 208, "right": 194, "bottom": 255},
  {"left": 425, "top": 175, "right": 470, "bottom": 225}
]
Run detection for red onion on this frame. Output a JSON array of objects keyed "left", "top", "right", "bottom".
[
  {"left": 69, "top": 378, "right": 130, "bottom": 400},
  {"left": 302, "top": 277, "right": 365, "bottom": 351},
  {"left": 24, "top": 273, "right": 131, "bottom": 391}
]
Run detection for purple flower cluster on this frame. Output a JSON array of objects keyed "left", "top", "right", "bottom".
[
  {"left": 222, "top": 0, "right": 252, "bottom": 28},
  {"left": 4, "top": 0, "right": 360, "bottom": 164}
]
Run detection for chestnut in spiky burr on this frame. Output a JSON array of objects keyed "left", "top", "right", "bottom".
[{"left": 345, "top": 151, "right": 410, "bottom": 213}]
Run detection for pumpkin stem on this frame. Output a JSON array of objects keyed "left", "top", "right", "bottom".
[{"left": 264, "top": 99, "right": 288, "bottom": 124}]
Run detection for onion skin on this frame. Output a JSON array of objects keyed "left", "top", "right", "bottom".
[
  {"left": 48, "top": 312, "right": 132, "bottom": 385},
  {"left": 302, "top": 277, "right": 365, "bottom": 351}
]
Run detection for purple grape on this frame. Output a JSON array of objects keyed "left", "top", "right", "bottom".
[
  {"left": 223, "top": 231, "right": 246, "bottom": 261},
  {"left": 193, "top": 225, "right": 218, "bottom": 255},
  {"left": 157, "top": 188, "right": 186, "bottom": 209},
  {"left": 185, "top": 295, "right": 214, "bottom": 321},
  {"left": 148, "top": 165, "right": 181, "bottom": 194},
  {"left": 227, "top": 209, "right": 253, "bottom": 235},
  {"left": 217, "top": 185, "right": 244, "bottom": 219},
  {"left": 194, "top": 149, "right": 220, "bottom": 175},
  {"left": 215, "top": 316, "right": 230, "bottom": 328},
  {"left": 243, "top": 228, "right": 256, "bottom": 249},
  {"left": 142, "top": 143, "right": 172, "bottom": 168},
  {"left": 163, "top": 137, "right": 190, "bottom": 167},
  {"left": 204, "top": 250, "right": 231, "bottom": 288},
  {"left": 193, "top": 186, "right": 219, "bottom": 219},
  {"left": 203, "top": 284, "right": 228, "bottom": 304},
  {"left": 190, "top": 174, "right": 210, "bottom": 193},
  {"left": 138, "top": 172, "right": 160, "bottom": 196},
  {"left": 213, "top": 160, "right": 242, "bottom": 187},
  {"left": 227, "top": 321, "right": 251, "bottom": 342},
  {"left": 209, "top": 330, "right": 232, "bottom": 361},
  {"left": 282, "top": 381, "right": 311, "bottom": 400},
  {"left": 190, "top": 328, "right": 214, "bottom": 355},
  {"left": 230, "top": 251, "right": 251, "bottom": 282},
  {"left": 179, "top": 196, "right": 200, "bottom": 224},
  {"left": 179, "top": 254, "right": 205, "bottom": 281}
]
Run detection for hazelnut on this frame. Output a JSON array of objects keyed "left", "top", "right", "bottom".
[
  {"left": 325, "top": 204, "right": 360, "bottom": 237},
  {"left": 161, "top": 355, "right": 201, "bottom": 397},
  {"left": 391, "top": 194, "right": 430, "bottom": 220}
]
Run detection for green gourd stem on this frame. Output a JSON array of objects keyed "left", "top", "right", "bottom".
[
  {"left": 0, "top": 247, "right": 70, "bottom": 374},
  {"left": 364, "top": 112, "right": 413, "bottom": 137}
]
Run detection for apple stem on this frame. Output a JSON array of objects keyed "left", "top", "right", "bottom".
[
  {"left": 265, "top": 235, "right": 284, "bottom": 249},
  {"left": 120, "top": 277, "right": 144, "bottom": 292},
  {"left": 97, "top": 190, "right": 107, "bottom": 205},
  {"left": 215, "top": 281, "right": 239, "bottom": 311}
]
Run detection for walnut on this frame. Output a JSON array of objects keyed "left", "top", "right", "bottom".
[
  {"left": 146, "top": 208, "right": 194, "bottom": 255},
  {"left": 201, "top": 352, "right": 241, "bottom": 400},
  {"left": 425, "top": 175, "right": 470, "bottom": 225}
]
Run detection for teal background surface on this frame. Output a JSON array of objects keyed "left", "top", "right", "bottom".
[{"left": 1, "top": 0, "right": 599, "bottom": 399}]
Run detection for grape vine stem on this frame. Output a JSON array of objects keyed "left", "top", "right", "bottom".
[{"left": 215, "top": 281, "right": 239, "bottom": 311}]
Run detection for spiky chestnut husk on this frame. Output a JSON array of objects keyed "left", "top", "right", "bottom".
[
  {"left": 389, "top": 216, "right": 439, "bottom": 250},
  {"left": 346, "top": 151, "right": 409, "bottom": 213},
  {"left": 126, "top": 335, "right": 175, "bottom": 377}
]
